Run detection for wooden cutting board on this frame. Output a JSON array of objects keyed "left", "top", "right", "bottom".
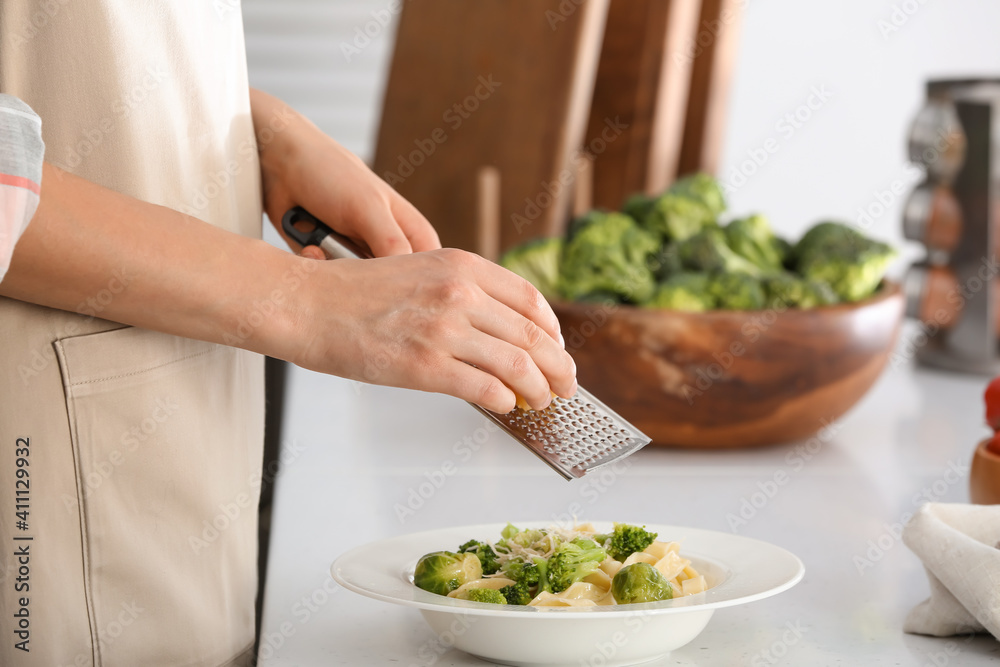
[
  {"left": 373, "top": 0, "right": 610, "bottom": 256},
  {"left": 677, "top": 0, "right": 744, "bottom": 176},
  {"left": 584, "top": 0, "right": 702, "bottom": 210}
]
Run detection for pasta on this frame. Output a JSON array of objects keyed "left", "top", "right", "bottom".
[{"left": 413, "top": 523, "right": 709, "bottom": 607}]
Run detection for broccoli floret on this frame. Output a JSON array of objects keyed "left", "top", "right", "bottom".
[
  {"left": 649, "top": 244, "right": 684, "bottom": 281},
  {"left": 457, "top": 539, "right": 501, "bottom": 575},
  {"left": 642, "top": 193, "right": 716, "bottom": 242},
  {"left": 668, "top": 172, "right": 726, "bottom": 218},
  {"left": 499, "top": 581, "right": 532, "bottom": 606},
  {"left": 534, "top": 556, "right": 552, "bottom": 594},
  {"left": 724, "top": 214, "right": 786, "bottom": 272},
  {"left": 709, "top": 272, "right": 766, "bottom": 310},
  {"left": 501, "top": 558, "right": 540, "bottom": 587},
  {"left": 509, "top": 528, "right": 547, "bottom": 550},
  {"left": 644, "top": 273, "right": 715, "bottom": 311},
  {"left": 546, "top": 537, "right": 607, "bottom": 593},
  {"left": 499, "top": 237, "right": 563, "bottom": 300},
  {"left": 622, "top": 193, "right": 656, "bottom": 224},
  {"left": 625, "top": 174, "right": 725, "bottom": 242},
  {"left": 761, "top": 272, "right": 838, "bottom": 309},
  {"left": 677, "top": 227, "right": 763, "bottom": 276},
  {"left": 500, "top": 523, "right": 521, "bottom": 540},
  {"left": 463, "top": 588, "right": 507, "bottom": 605},
  {"left": 413, "top": 551, "right": 483, "bottom": 596},
  {"left": 575, "top": 290, "right": 624, "bottom": 305},
  {"left": 611, "top": 562, "right": 674, "bottom": 604},
  {"left": 794, "top": 222, "right": 896, "bottom": 302},
  {"left": 597, "top": 523, "right": 658, "bottom": 562},
  {"left": 775, "top": 237, "right": 794, "bottom": 269},
  {"left": 558, "top": 210, "right": 659, "bottom": 303}
]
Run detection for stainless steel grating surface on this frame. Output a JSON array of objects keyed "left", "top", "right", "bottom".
[{"left": 472, "top": 387, "right": 651, "bottom": 480}]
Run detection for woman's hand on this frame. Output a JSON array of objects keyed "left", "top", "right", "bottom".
[
  {"left": 282, "top": 248, "right": 576, "bottom": 413},
  {"left": 249, "top": 90, "right": 577, "bottom": 411},
  {"left": 250, "top": 88, "right": 440, "bottom": 258}
]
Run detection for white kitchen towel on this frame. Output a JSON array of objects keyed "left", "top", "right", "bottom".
[{"left": 903, "top": 503, "right": 1000, "bottom": 640}]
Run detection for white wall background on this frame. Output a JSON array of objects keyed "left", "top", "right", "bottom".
[
  {"left": 243, "top": 1, "right": 394, "bottom": 161},
  {"left": 243, "top": 0, "right": 1000, "bottom": 269}
]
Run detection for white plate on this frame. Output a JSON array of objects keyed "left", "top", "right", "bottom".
[{"left": 331, "top": 521, "right": 804, "bottom": 667}]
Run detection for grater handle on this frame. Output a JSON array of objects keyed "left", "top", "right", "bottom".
[{"left": 281, "top": 207, "right": 371, "bottom": 261}]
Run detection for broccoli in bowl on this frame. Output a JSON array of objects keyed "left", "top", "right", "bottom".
[
  {"left": 413, "top": 522, "right": 709, "bottom": 607},
  {"left": 501, "top": 173, "right": 896, "bottom": 312}
]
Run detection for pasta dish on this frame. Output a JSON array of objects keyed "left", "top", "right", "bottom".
[{"left": 412, "top": 522, "right": 708, "bottom": 607}]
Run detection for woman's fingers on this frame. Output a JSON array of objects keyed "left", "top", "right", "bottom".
[
  {"left": 416, "top": 251, "right": 575, "bottom": 408},
  {"left": 391, "top": 195, "right": 441, "bottom": 252},
  {"left": 299, "top": 245, "right": 325, "bottom": 260},
  {"left": 467, "top": 302, "right": 576, "bottom": 402},
  {"left": 422, "top": 357, "right": 518, "bottom": 414},
  {"left": 355, "top": 202, "right": 414, "bottom": 256},
  {"left": 465, "top": 258, "right": 564, "bottom": 348},
  {"left": 356, "top": 192, "right": 439, "bottom": 257},
  {"left": 444, "top": 330, "right": 555, "bottom": 411}
]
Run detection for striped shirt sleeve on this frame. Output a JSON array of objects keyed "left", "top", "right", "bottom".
[{"left": 0, "top": 93, "right": 44, "bottom": 283}]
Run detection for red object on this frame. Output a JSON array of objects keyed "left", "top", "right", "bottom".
[
  {"left": 986, "top": 377, "right": 1000, "bottom": 432},
  {"left": 988, "top": 433, "right": 1000, "bottom": 456}
]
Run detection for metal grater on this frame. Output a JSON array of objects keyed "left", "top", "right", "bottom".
[
  {"left": 468, "top": 390, "right": 651, "bottom": 479},
  {"left": 281, "top": 207, "right": 653, "bottom": 479}
]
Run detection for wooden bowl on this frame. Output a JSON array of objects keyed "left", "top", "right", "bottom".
[
  {"left": 551, "top": 282, "right": 905, "bottom": 448},
  {"left": 970, "top": 438, "right": 1000, "bottom": 504}
]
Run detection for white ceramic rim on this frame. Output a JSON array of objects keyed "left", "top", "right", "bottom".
[{"left": 331, "top": 521, "right": 804, "bottom": 619}]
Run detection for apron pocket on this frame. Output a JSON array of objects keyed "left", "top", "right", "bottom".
[{"left": 55, "top": 327, "right": 263, "bottom": 667}]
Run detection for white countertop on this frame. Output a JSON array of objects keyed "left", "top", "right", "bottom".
[{"left": 257, "top": 323, "right": 1000, "bottom": 666}]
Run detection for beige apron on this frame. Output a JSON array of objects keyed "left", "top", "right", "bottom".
[{"left": 0, "top": 2, "right": 264, "bottom": 665}]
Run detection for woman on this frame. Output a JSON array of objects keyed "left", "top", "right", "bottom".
[{"left": 0, "top": 3, "right": 576, "bottom": 664}]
